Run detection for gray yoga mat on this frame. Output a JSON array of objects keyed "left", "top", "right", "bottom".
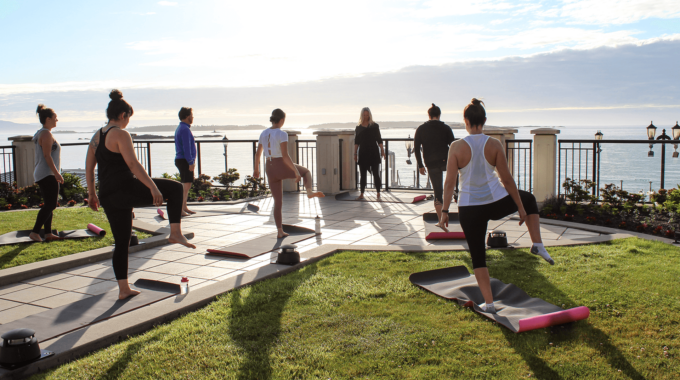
[
  {"left": 409, "top": 266, "right": 590, "bottom": 333},
  {"left": 0, "top": 229, "right": 101, "bottom": 246},
  {"left": 207, "top": 224, "right": 318, "bottom": 258},
  {"left": 335, "top": 191, "right": 427, "bottom": 204},
  {"left": 423, "top": 213, "right": 466, "bottom": 240},
  {"left": 0, "top": 279, "right": 180, "bottom": 343}
]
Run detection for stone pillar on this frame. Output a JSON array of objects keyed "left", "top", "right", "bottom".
[
  {"left": 313, "top": 131, "right": 341, "bottom": 194},
  {"left": 336, "top": 130, "right": 356, "bottom": 190},
  {"left": 483, "top": 127, "right": 518, "bottom": 173},
  {"left": 531, "top": 128, "right": 560, "bottom": 202},
  {"left": 9, "top": 136, "right": 36, "bottom": 188},
  {"left": 283, "top": 130, "right": 301, "bottom": 192}
]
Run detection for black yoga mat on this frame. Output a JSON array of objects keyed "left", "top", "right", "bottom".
[
  {"left": 423, "top": 213, "right": 466, "bottom": 240},
  {"left": 409, "top": 266, "right": 589, "bottom": 333},
  {"left": 0, "top": 279, "right": 180, "bottom": 343},
  {"left": 0, "top": 229, "right": 101, "bottom": 246},
  {"left": 335, "top": 191, "right": 427, "bottom": 204},
  {"left": 207, "top": 224, "right": 318, "bottom": 258}
]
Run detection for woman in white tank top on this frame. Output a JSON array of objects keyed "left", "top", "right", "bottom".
[
  {"left": 439, "top": 98, "right": 555, "bottom": 314},
  {"left": 254, "top": 109, "right": 324, "bottom": 238}
]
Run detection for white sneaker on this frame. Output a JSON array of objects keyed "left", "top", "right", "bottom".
[
  {"left": 478, "top": 302, "right": 497, "bottom": 314},
  {"left": 531, "top": 245, "right": 555, "bottom": 265}
]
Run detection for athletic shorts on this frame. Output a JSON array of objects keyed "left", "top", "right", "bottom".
[{"left": 175, "top": 158, "right": 195, "bottom": 183}]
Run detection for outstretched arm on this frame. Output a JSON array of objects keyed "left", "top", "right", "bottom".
[{"left": 414, "top": 129, "right": 424, "bottom": 172}]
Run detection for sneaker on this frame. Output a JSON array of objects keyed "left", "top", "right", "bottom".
[
  {"left": 478, "top": 302, "right": 497, "bottom": 314},
  {"left": 531, "top": 245, "right": 555, "bottom": 265}
]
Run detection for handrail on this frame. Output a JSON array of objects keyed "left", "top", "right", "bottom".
[{"left": 559, "top": 139, "right": 679, "bottom": 144}]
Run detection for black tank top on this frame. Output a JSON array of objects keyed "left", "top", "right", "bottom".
[{"left": 96, "top": 127, "right": 136, "bottom": 201}]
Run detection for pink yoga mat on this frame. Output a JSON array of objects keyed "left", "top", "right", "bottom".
[
  {"left": 518, "top": 306, "right": 590, "bottom": 332},
  {"left": 412, "top": 195, "right": 427, "bottom": 203},
  {"left": 87, "top": 223, "right": 106, "bottom": 236}
]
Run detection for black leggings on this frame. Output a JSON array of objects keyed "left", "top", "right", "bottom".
[
  {"left": 103, "top": 178, "right": 183, "bottom": 280},
  {"left": 458, "top": 191, "right": 539, "bottom": 269},
  {"left": 359, "top": 163, "right": 381, "bottom": 194},
  {"left": 32, "top": 176, "right": 59, "bottom": 234},
  {"left": 427, "top": 164, "right": 446, "bottom": 204}
]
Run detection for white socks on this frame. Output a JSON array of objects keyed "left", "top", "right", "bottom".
[
  {"left": 478, "top": 302, "right": 497, "bottom": 314},
  {"left": 531, "top": 243, "right": 555, "bottom": 265}
]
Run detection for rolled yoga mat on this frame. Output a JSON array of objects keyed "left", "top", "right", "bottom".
[
  {"left": 423, "top": 212, "right": 465, "bottom": 240},
  {"left": 409, "top": 266, "right": 590, "bottom": 333},
  {"left": 335, "top": 191, "right": 427, "bottom": 204},
  {"left": 87, "top": 223, "right": 106, "bottom": 236}
]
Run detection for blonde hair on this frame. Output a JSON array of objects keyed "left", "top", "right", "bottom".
[{"left": 358, "top": 107, "right": 374, "bottom": 126}]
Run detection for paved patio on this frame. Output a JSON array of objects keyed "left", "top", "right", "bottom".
[{"left": 0, "top": 192, "right": 604, "bottom": 326}]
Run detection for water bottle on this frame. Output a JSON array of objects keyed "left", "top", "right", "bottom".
[
  {"left": 180, "top": 276, "right": 189, "bottom": 294},
  {"left": 315, "top": 215, "right": 321, "bottom": 234}
]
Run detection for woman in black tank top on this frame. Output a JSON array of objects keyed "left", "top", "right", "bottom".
[{"left": 86, "top": 90, "right": 195, "bottom": 300}]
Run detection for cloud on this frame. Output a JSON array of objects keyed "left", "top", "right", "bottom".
[
  {"left": 1, "top": 40, "right": 678, "bottom": 127},
  {"left": 157, "top": 1, "right": 178, "bottom": 6},
  {"left": 555, "top": 0, "right": 680, "bottom": 25}
]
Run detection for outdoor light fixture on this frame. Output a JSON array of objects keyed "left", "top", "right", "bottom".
[
  {"left": 672, "top": 122, "right": 680, "bottom": 158},
  {"left": 647, "top": 122, "right": 656, "bottom": 157},
  {"left": 595, "top": 131, "right": 603, "bottom": 140},
  {"left": 405, "top": 134, "right": 413, "bottom": 165},
  {"left": 222, "top": 135, "right": 229, "bottom": 171}
]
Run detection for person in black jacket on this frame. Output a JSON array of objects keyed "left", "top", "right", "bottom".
[
  {"left": 354, "top": 107, "right": 385, "bottom": 200},
  {"left": 414, "top": 104, "right": 455, "bottom": 224}
]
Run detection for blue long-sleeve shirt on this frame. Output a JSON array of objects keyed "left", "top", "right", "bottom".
[{"left": 174, "top": 122, "right": 196, "bottom": 165}]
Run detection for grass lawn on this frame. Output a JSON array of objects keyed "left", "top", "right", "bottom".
[
  {"left": 34, "top": 238, "right": 678, "bottom": 379},
  {"left": 0, "top": 208, "right": 151, "bottom": 270}
]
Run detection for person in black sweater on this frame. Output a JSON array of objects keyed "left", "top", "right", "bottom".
[
  {"left": 354, "top": 107, "right": 385, "bottom": 200},
  {"left": 414, "top": 104, "right": 455, "bottom": 224}
]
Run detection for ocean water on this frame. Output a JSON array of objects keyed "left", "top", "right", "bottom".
[{"left": 2, "top": 124, "right": 679, "bottom": 195}]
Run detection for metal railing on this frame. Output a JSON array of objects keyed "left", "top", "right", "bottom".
[
  {"left": 558, "top": 139, "right": 679, "bottom": 198},
  {"left": 0, "top": 145, "right": 16, "bottom": 185},
  {"left": 506, "top": 139, "right": 532, "bottom": 192},
  {"left": 296, "top": 140, "right": 317, "bottom": 191}
]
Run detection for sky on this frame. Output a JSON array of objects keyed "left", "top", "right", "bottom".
[{"left": 1, "top": 0, "right": 679, "bottom": 128}]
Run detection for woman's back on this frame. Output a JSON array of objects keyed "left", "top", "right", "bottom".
[
  {"left": 95, "top": 127, "right": 135, "bottom": 199},
  {"left": 33, "top": 129, "right": 61, "bottom": 182},
  {"left": 457, "top": 134, "right": 508, "bottom": 206},
  {"left": 258, "top": 128, "right": 288, "bottom": 158}
]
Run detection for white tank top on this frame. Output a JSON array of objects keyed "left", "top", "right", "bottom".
[
  {"left": 458, "top": 134, "right": 508, "bottom": 206},
  {"left": 258, "top": 128, "right": 288, "bottom": 158}
]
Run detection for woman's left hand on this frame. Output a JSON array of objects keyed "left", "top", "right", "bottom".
[
  {"left": 518, "top": 208, "right": 527, "bottom": 226},
  {"left": 381, "top": 151, "right": 386, "bottom": 160}
]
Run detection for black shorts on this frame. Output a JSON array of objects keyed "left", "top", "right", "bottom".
[{"left": 175, "top": 159, "right": 195, "bottom": 183}]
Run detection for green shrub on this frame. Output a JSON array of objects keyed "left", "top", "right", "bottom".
[
  {"left": 60, "top": 173, "right": 87, "bottom": 203},
  {"left": 213, "top": 169, "right": 240, "bottom": 187}
]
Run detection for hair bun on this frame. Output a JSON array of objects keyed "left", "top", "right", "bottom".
[
  {"left": 109, "top": 89, "right": 124, "bottom": 101},
  {"left": 470, "top": 98, "right": 484, "bottom": 107},
  {"left": 432, "top": 103, "right": 436, "bottom": 107},
  {"left": 36, "top": 104, "right": 45, "bottom": 114}
]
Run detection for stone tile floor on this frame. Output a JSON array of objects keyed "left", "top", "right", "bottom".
[{"left": 0, "top": 192, "right": 603, "bottom": 325}]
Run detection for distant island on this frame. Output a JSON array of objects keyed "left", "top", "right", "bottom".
[
  {"left": 308, "top": 121, "right": 467, "bottom": 130},
  {"left": 126, "top": 124, "right": 266, "bottom": 133}
]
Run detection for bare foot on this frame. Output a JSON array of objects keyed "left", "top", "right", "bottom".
[
  {"left": 28, "top": 232, "right": 43, "bottom": 242},
  {"left": 277, "top": 232, "right": 290, "bottom": 239},
  {"left": 168, "top": 233, "right": 197, "bottom": 249},
  {"left": 118, "top": 288, "right": 141, "bottom": 300},
  {"left": 307, "top": 191, "right": 325, "bottom": 199},
  {"left": 185, "top": 209, "right": 197, "bottom": 214},
  {"left": 435, "top": 223, "right": 449, "bottom": 232},
  {"left": 377, "top": 193, "right": 381, "bottom": 201},
  {"left": 181, "top": 211, "right": 190, "bottom": 217},
  {"left": 355, "top": 194, "right": 365, "bottom": 200},
  {"left": 44, "top": 233, "right": 64, "bottom": 242}
]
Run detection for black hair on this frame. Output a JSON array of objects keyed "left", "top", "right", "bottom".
[
  {"left": 36, "top": 104, "right": 56, "bottom": 125},
  {"left": 106, "top": 89, "right": 134, "bottom": 121},
  {"left": 179, "top": 107, "right": 193, "bottom": 121},
  {"left": 270, "top": 108, "right": 286, "bottom": 124},
  {"left": 463, "top": 98, "right": 486, "bottom": 127},
  {"left": 428, "top": 103, "right": 441, "bottom": 118}
]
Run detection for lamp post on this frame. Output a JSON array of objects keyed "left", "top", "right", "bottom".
[
  {"left": 405, "top": 134, "right": 413, "bottom": 165},
  {"left": 672, "top": 121, "right": 680, "bottom": 158},
  {"left": 647, "top": 122, "right": 671, "bottom": 189},
  {"left": 647, "top": 121, "right": 657, "bottom": 157},
  {"left": 222, "top": 135, "right": 229, "bottom": 172}
]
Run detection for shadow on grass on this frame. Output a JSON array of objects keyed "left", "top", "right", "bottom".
[
  {"left": 454, "top": 248, "right": 645, "bottom": 380},
  {"left": 0, "top": 244, "right": 30, "bottom": 268},
  {"left": 228, "top": 263, "right": 319, "bottom": 380},
  {"left": 95, "top": 334, "right": 162, "bottom": 380}
]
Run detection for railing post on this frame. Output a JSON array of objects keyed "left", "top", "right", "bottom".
[
  {"left": 483, "top": 127, "right": 517, "bottom": 173},
  {"left": 385, "top": 140, "right": 389, "bottom": 192},
  {"left": 8, "top": 136, "right": 35, "bottom": 188},
  {"left": 146, "top": 142, "right": 152, "bottom": 177},
  {"left": 12, "top": 146, "right": 17, "bottom": 186},
  {"left": 196, "top": 142, "right": 201, "bottom": 175},
  {"left": 661, "top": 142, "right": 666, "bottom": 189},
  {"left": 592, "top": 142, "right": 597, "bottom": 197},
  {"left": 336, "top": 130, "right": 356, "bottom": 190},
  {"left": 283, "top": 131, "right": 300, "bottom": 192},
  {"left": 531, "top": 128, "right": 560, "bottom": 203}
]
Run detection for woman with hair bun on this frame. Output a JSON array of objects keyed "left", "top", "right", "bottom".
[
  {"left": 253, "top": 109, "right": 324, "bottom": 238},
  {"left": 440, "top": 98, "right": 554, "bottom": 314},
  {"left": 29, "top": 104, "right": 64, "bottom": 242},
  {"left": 86, "top": 89, "right": 195, "bottom": 300}
]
